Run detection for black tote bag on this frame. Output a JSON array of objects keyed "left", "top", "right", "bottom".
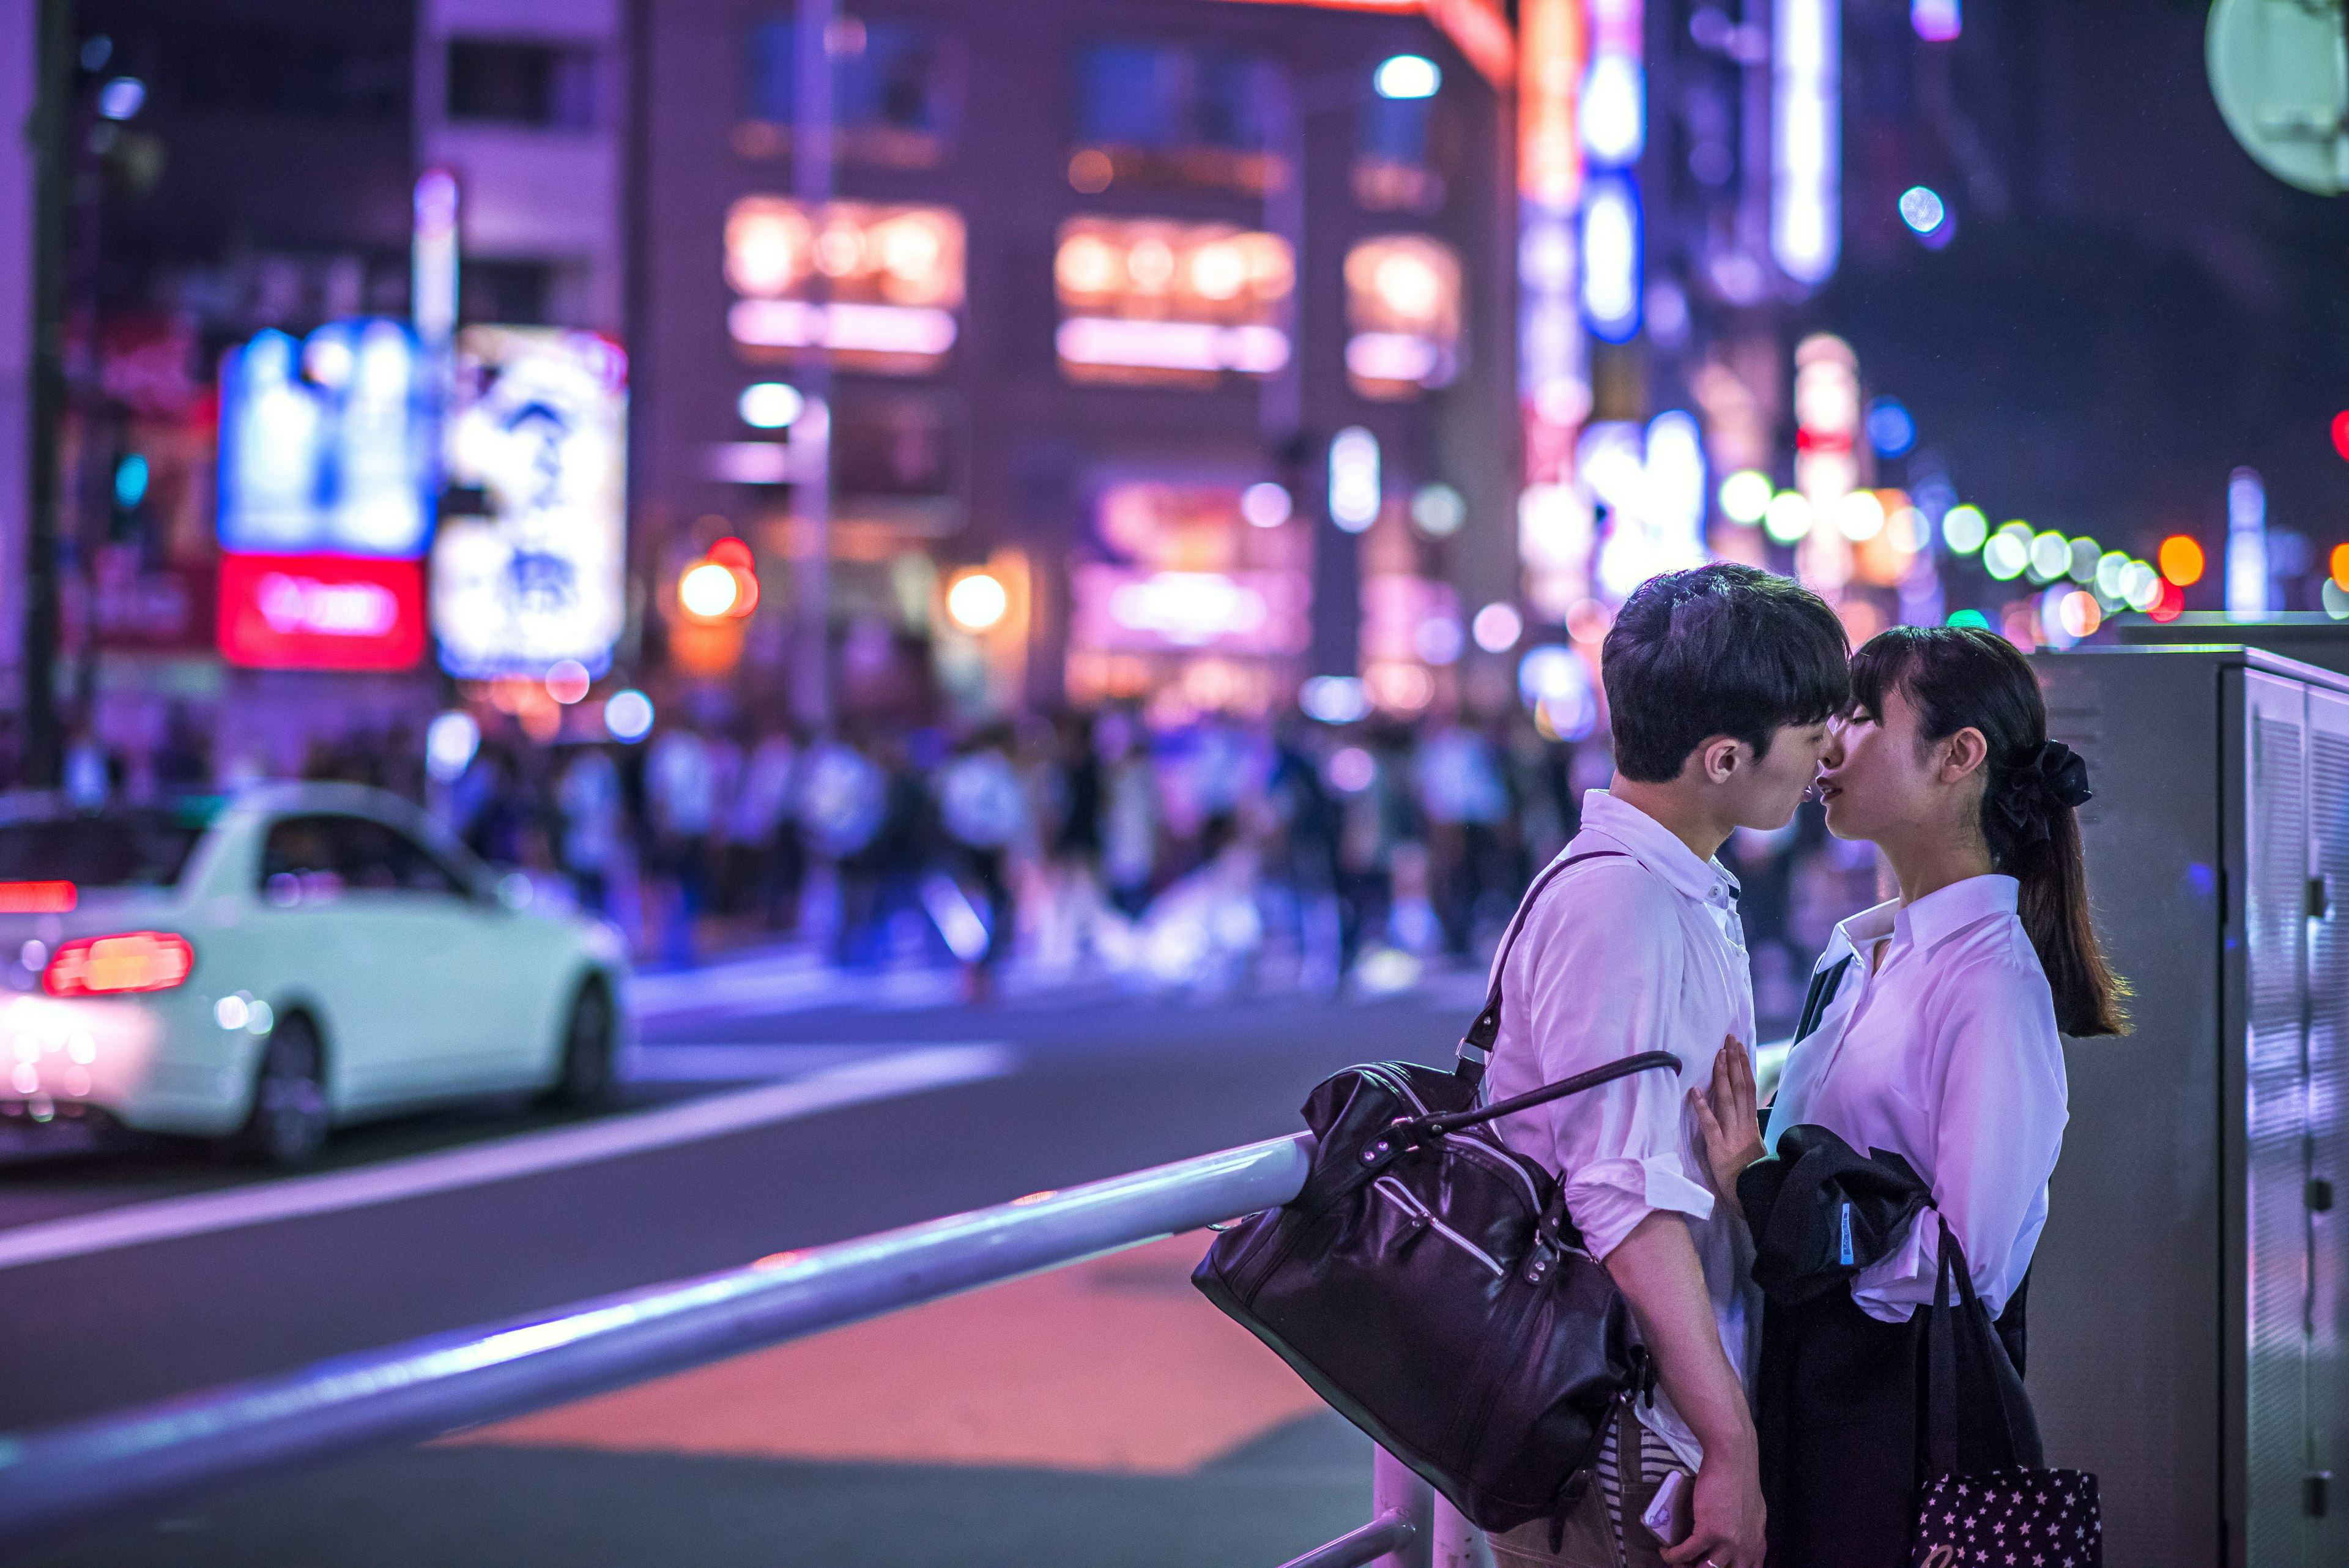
[
  {"left": 1907, "top": 1216, "right": 2102, "bottom": 1567},
  {"left": 1193, "top": 850, "right": 1682, "bottom": 1536}
]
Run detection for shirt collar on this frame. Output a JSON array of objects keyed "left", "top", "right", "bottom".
[
  {"left": 1579, "top": 790, "right": 1742, "bottom": 905},
  {"left": 1830, "top": 873, "right": 2019, "bottom": 960}
]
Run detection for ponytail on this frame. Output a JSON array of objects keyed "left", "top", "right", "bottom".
[{"left": 1849, "top": 626, "right": 2131, "bottom": 1037}]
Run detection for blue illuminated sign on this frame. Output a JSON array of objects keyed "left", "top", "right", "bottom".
[{"left": 217, "top": 321, "right": 434, "bottom": 559}]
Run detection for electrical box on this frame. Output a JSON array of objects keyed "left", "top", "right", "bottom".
[{"left": 2028, "top": 646, "right": 2348, "bottom": 1566}]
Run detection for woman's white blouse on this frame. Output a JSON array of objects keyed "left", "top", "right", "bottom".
[{"left": 1764, "top": 874, "right": 2069, "bottom": 1322}]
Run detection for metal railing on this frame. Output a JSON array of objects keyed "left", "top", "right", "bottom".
[{"left": 0, "top": 1129, "right": 1440, "bottom": 1567}]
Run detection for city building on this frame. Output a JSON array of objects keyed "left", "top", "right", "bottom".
[
  {"left": 633, "top": 0, "right": 1518, "bottom": 730},
  {"left": 24, "top": 0, "right": 631, "bottom": 784}
]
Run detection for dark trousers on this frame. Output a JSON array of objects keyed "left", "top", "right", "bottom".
[{"left": 1759, "top": 1286, "right": 2042, "bottom": 1568}]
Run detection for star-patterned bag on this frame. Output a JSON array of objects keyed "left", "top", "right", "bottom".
[{"left": 1907, "top": 1219, "right": 2102, "bottom": 1567}]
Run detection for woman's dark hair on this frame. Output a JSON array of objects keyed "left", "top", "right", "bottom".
[
  {"left": 1849, "top": 625, "right": 2130, "bottom": 1037},
  {"left": 1603, "top": 563, "right": 1850, "bottom": 782}
]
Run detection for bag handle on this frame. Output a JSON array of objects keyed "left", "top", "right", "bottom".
[
  {"left": 1923, "top": 1214, "right": 2027, "bottom": 1479},
  {"left": 1356, "top": 1052, "right": 1682, "bottom": 1174},
  {"left": 1420, "top": 1050, "right": 1682, "bottom": 1137},
  {"left": 1455, "top": 850, "right": 1628, "bottom": 1085}
]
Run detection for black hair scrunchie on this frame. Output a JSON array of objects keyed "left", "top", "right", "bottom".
[{"left": 1994, "top": 740, "right": 2093, "bottom": 843}]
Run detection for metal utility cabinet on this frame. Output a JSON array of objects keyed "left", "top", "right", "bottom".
[{"left": 2027, "top": 647, "right": 2347, "bottom": 1566}]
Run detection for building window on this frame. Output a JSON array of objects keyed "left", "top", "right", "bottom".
[
  {"left": 446, "top": 40, "right": 596, "bottom": 130},
  {"left": 1053, "top": 218, "right": 1294, "bottom": 388},
  {"left": 460, "top": 259, "right": 555, "bottom": 326},
  {"left": 1356, "top": 98, "right": 1445, "bottom": 214},
  {"left": 724, "top": 197, "right": 966, "bottom": 375},
  {"left": 736, "top": 15, "right": 958, "bottom": 169},
  {"left": 1067, "top": 40, "right": 1275, "bottom": 196},
  {"left": 180, "top": 32, "right": 410, "bottom": 121},
  {"left": 1344, "top": 235, "right": 1463, "bottom": 399}
]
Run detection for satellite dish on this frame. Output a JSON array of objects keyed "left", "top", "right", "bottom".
[{"left": 2208, "top": 0, "right": 2349, "bottom": 195}]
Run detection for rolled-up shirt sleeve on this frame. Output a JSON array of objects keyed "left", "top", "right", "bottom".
[
  {"left": 1496, "top": 865, "right": 1714, "bottom": 1260},
  {"left": 1851, "top": 954, "right": 2069, "bottom": 1321}
]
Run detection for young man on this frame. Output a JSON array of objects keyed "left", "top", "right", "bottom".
[{"left": 1481, "top": 563, "right": 1848, "bottom": 1568}]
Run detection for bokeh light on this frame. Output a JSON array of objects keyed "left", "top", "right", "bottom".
[
  {"left": 1835, "top": 490, "right": 1886, "bottom": 541},
  {"left": 424, "top": 711, "right": 480, "bottom": 783},
  {"left": 2027, "top": 531, "right": 2071, "bottom": 582},
  {"left": 603, "top": 689, "right": 654, "bottom": 743},
  {"left": 1898, "top": 186, "right": 1946, "bottom": 235},
  {"left": 1240, "top": 481, "right": 1292, "bottom": 529},
  {"left": 2158, "top": 533, "right": 2206, "bottom": 586},
  {"left": 1472, "top": 602, "right": 1523, "bottom": 653},
  {"left": 679, "top": 561, "right": 741, "bottom": 619},
  {"left": 1941, "top": 505, "right": 1987, "bottom": 554},
  {"left": 1865, "top": 398, "right": 1916, "bottom": 457},
  {"left": 1300, "top": 676, "right": 1371, "bottom": 724},
  {"left": 1983, "top": 531, "right": 2028, "bottom": 581},
  {"left": 1762, "top": 491, "right": 1814, "bottom": 544},
  {"left": 945, "top": 570, "right": 1009, "bottom": 632},
  {"left": 544, "top": 659, "right": 592, "bottom": 705},
  {"left": 1719, "top": 470, "right": 1773, "bottom": 524}
]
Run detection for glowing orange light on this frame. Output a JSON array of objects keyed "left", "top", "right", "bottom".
[
  {"left": 44, "top": 932, "right": 194, "bottom": 997},
  {"left": 2158, "top": 535, "right": 2205, "bottom": 587},
  {"left": 2332, "top": 542, "right": 2349, "bottom": 590}
]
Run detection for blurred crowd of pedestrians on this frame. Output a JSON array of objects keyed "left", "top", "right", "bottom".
[
  {"left": 11, "top": 700, "right": 1884, "bottom": 1035},
  {"left": 417, "top": 705, "right": 1882, "bottom": 1033}
]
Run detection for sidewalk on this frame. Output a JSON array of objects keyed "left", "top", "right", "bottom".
[
  {"left": 629, "top": 938, "right": 1495, "bottom": 1028},
  {"left": 17, "top": 1236, "right": 1375, "bottom": 1568}
]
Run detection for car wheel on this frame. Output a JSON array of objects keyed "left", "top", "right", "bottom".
[
  {"left": 541, "top": 981, "right": 615, "bottom": 1109},
  {"left": 230, "top": 1013, "right": 330, "bottom": 1168}
]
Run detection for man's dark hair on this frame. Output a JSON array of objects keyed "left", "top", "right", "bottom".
[{"left": 1601, "top": 563, "right": 1850, "bottom": 782}]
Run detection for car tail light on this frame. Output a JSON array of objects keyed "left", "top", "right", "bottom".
[
  {"left": 0, "top": 881, "right": 76, "bottom": 913},
  {"left": 43, "top": 932, "right": 195, "bottom": 997}
]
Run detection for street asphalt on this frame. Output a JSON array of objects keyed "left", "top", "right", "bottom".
[{"left": 0, "top": 959, "right": 1487, "bottom": 1566}]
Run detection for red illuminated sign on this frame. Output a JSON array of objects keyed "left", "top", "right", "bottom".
[{"left": 217, "top": 554, "right": 426, "bottom": 671}]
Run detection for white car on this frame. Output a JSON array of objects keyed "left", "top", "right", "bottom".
[{"left": 0, "top": 782, "right": 630, "bottom": 1165}]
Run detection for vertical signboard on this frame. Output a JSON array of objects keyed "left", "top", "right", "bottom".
[
  {"left": 215, "top": 321, "right": 432, "bottom": 669},
  {"left": 431, "top": 327, "right": 629, "bottom": 678}
]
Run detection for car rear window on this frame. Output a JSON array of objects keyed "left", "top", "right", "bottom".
[{"left": 0, "top": 813, "right": 207, "bottom": 889}]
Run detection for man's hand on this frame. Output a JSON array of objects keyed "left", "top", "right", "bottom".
[
  {"left": 1688, "top": 1036, "right": 1765, "bottom": 1224},
  {"left": 1661, "top": 1440, "right": 1768, "bottom": 1568},
  {"left": 1603, "top": 1212, "right": 1767, "bottom": 1568}
]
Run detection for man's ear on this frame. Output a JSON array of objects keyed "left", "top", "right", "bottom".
[{"left": 1696, "top": 735, "right": 1746, "bottom": 784}]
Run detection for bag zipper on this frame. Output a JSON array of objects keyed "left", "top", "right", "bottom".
[
  {"left": 1371, "top": 1175, "right": 1507, "bottom": 1277},
  {"left": 1360, "top": 1064, "right": 1548, "bottom": 1212}
]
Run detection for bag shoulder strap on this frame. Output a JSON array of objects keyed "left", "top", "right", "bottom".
[{"left": 1455, "top": 848, "right": 1629, "bottom": 1086}]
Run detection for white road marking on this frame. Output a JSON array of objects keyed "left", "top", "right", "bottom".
[
  {"left": 621, "top": 1042, "right": 891, "bottom": 1083},
  {"left": 0, "top": 1044, "right": 1015, "bottom": 1273}
]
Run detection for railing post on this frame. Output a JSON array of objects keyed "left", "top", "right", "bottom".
[
  {"left": 1430, "top": 1496, "right": 1494, "bottom": 1568},
  {"left": 1371, "top": 1446, "right": 1434, "bottom": 1568}
]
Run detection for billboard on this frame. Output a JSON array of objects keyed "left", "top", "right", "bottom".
[
  {"left": 431, "top": 327, "right": 629, "bottom": 678},
  {"left": 218, "top": 553, "right": 427, "bottom": 671},
  {"left": 217, "top": 321, "right": 434, "bottom": 559}
]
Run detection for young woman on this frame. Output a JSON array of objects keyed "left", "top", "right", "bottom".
[{"left": 1690, "top": 624, "right": 2128, "bottom": 1566}]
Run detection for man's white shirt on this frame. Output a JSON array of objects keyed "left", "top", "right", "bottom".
[{"left": 1482, "top": 790, "right": 1759, "bottom": 1471}]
